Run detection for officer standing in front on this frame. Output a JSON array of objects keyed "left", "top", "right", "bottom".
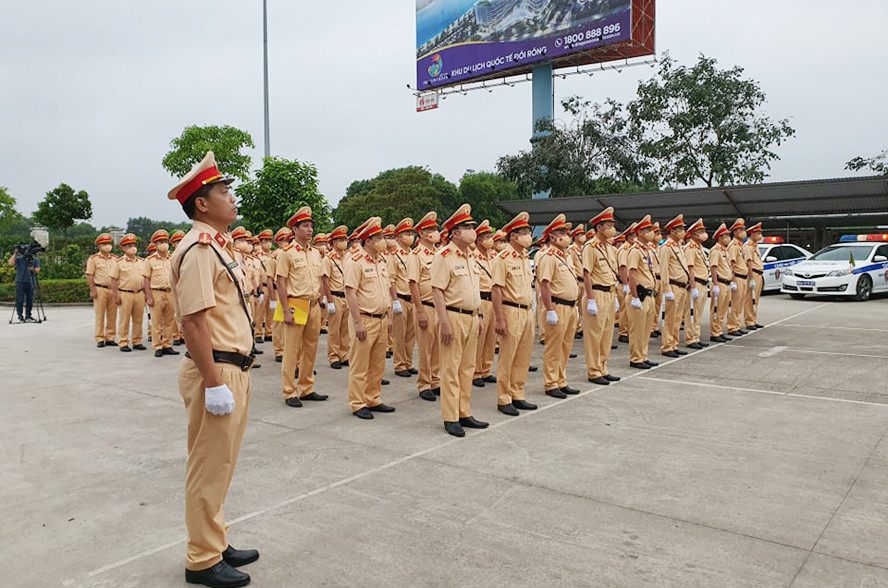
[
  {"left": 110, "top": 233, "right": 147, "bottom": 352},
  {"left": 86, "top": 233, "right": 118, "bottom": 347},
  {"left": 472, "top": 220, "right": 497, "bottom": 388},
  {"left": 391, "top": 218, "right": 417, "bottom": 377},
  {"left": 168, "top": 151, "right": 258, "bottom": 588},
  {"left": 726, "top": 218, "right": 749, "bottom": 337},
  {"left": 144, "top": 229, "right": 179, "bottom": 358},
  {"left": 659, "top": 215, "right": 692, "bottom": 357},
  {"left": 709, "top": 223, "right": 734, "bottom": 342},
  {"left": 582, "top": 207, "right": 621, "bottom": 385},
  {"left": 744, "top": 222, "right": 766, "bottom": 330},
  {"left": 408, "top": 212, "right": 442, "bottom": 401},
  {"left": 627, "top": 216, "right": 659, "bottom": 369},
  {"left": 683, "top": 219, "right": 710, "bottom": 350},
  {"left": 322, "top": 225, "right": 350, "bottom": 369}
]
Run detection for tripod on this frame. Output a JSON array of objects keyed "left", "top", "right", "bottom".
[{"left": 8, "top": 270, "right": 46, "bottom": 324}]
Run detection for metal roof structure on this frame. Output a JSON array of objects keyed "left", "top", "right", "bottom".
[{"left": 496, "top": 175, "right": 888, "bottom": 229}]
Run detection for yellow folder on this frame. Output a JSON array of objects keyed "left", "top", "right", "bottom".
[{"left": 272, "top": 297, "right": 309, "bottom": 325}]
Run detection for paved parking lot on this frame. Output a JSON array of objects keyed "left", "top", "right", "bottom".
[{"left": 3, "top": 293, "right": 888, "bottom": 587}]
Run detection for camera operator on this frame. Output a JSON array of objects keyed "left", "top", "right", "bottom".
[{"left": 7, "top": 245, "right": 41, "bottom": 322}]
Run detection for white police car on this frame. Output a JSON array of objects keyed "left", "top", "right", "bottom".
[
  {"left": 757, "top": 237, "right": 811, "bottom": 291},
  {"left": 781, "top": 234, "right": 888, "bottom": 301}
]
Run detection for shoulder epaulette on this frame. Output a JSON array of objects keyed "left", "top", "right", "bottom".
[
  {"left": 198, "top": 233, "right": 213, "bottom": 246},
  {"left": 351, "top": 253, "right": 363, "bottom": 262},
  {"left": 440, "top": 246, "right": 451, "bottom": 257}
]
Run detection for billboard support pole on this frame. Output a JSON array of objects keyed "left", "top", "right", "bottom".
[
  {"left": 531, "top": 62, "right": 553, "bottom": 200},
  {"left": 262, "top": 0, "right": 271, "bottom": 159}
]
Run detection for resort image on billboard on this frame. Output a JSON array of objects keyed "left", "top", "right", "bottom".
[{"left": 416, "top": 0, "right": 632, "bottom": 90}]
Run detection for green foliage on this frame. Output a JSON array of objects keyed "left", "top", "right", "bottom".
[
  {"left": 458, "top": 172, "right": 522, "bottom": 228},
  {"left": 0, "top": 279, "right": 91, "bottom": 303},
  {"left": 236, "top": 156, "right": 331, "bottom": 232},
  {"left": 162, "top": 125, "right": 254, "bottom": 182},
  {"left": 627, "top": 53, "right": 795, "bottom": 187},
  {"left": 125, "top": 217, "right": 191, "bottom": 244},
  {"left": 845, "top": 150, "right": 887, "bottom": 175},
  {"left": 334, "top": 167, "right": 460, "bottom": 230},
  {"left": 32, "top": 183, "right": 93, "bottom": 236},
  {"left": 0, "top": 186, "right": 24, "bottom": 234}
]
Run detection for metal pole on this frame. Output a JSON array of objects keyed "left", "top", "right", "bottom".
[
  {"left": 530, "top": 62, "right": 553, "bottom": 200},
  {"left": 263, "top": 0, "right": 271, "bottom": 159}
]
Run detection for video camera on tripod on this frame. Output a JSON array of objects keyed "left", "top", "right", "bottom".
[
  {"left": 15, "top": 241, "right": 46, "bottom": 259},
  {"left": 9, "top": 240, "right": 47, "bottom": 324}
]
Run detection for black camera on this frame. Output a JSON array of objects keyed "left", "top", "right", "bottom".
[{"left": 15, "top": 241, "right": 45, "bottom": 258}]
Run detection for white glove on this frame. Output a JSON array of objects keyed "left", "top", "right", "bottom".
[
  {"left": 545, "top": 310, "right": 558, "bottom": 325},
  {"left": 326, "top": 302, "right": 336, "bottom": 315},
  {"left": 749, "top": 280, "right": 756, "bottom": 290},
  {"left": 269, "top": 300, "right": 277, "bottom": 310},
  {"left": 586, "top": 299, "right": 598, "bottom": 316},
  {"left": 258, "top": 293, "right": 265, "bottom": 304},
  {"left": 392, "top": 300, "right": 403, "bottom": 314},
  {"left": 730, "top": 281, "right": 738, "bottom": 292},
  {"left": 630, "top": 296, "right": 642, "bottom": 310},
  {"left": 622, "top": 284, "right": 630, "bottom": 295},
  {"left": 321, "top": 295, "right": 328, "bottom": 305},
  {"left": 691, "top": 287, "right": 699, "bottom": 300},
  {"left": 205, "top": 384, "right": 235, "bottom": 416},
  {"left": 713, "top": 285, "right": 720, "bottom": 298},
  {"left": 614, "top": 297, "right": 620, "bottom": 312},
  {"left": 664, "top": 291, "right": 675, "bottom": 301}
]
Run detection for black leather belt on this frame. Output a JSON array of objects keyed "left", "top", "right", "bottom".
[
  {"left": 668, "top": 279, "right": 689, "bottom": 289},
  {"left": 694, "top": 277, "right": 709, "bottom": 286},
  {"left": 330, "top": 290, "right": 345, "bottom": 298},
  {"left": 95, "top": 284, "right": 109, "bottom": 289},
  {"left": 119, "top": 288, "right": 141, "bottom": 293},
  {"left": 421, "top": 300, "right": 435, "bottom": 308},
  {"left": 655, "top": 274, "right": 661, "bottom": 280},
  {"left": 360, "top": 311, "right": 386, "bottom": 319},
  {"left": 185, "top": 350, "right": 255, "bottom": 372},
  {"left": 552, "top": 296, "right": 576, "bottom": 307},
  {"left": 446, "top": 305, "right": 478, "bottom": 316},
  {"left": 590, "top": 284, "right": 612, "bottom": 292},
  {"left": 480, "top": 291, "right": 492, "bottom": 301},
  {"left": 502, "top": 300, "right": 529, "bottom": 310},
  {"left": 152, "top": 287, "right": 171, "bottom": 292},
  {"left": 752, "top": 268, "right": 764, "bottom": 275},
  {"left": 717, "top": 277, "right": 732, "bottom": 285},
  {"left": 397, "top": 292, "right": 412, "bottom": 302},
  {"left": 734, "top": 273, "right": 748, "bottom": 279}
]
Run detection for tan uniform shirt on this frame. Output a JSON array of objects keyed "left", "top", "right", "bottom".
[
  {"left": 727, "top": 240, "right": 745, "bottom": 276},
  {"left": 685, "top": 242, "right": 710, "bottom": 282},
  {"left": 617, "top": 243, "right": 632, "bottom": 272},
  {"left": 324, "top": 250, "right": 347, "bottom": 292},
  {"left": 660, "top": 238, "right": 692, "bottom": 288},
  {"left": 569, "top": 243, "right": 584, "bottom": 281},
  {"left": 628, "top": 243, "right": 655, "bottom": 289},
  {"left": 407, "top": 245, "right": 437, "bottom": 302},
  {"left": 583, "top": 237, "right": 619, "bottom": 287},
  {"left": 277, "top": 242, "right": 325, "bottom": 299},
  {"left": 648, "top": 242, "right": 661, "bottom": 279},
  {"left": 391, "top": 247, "right": 412, "bottom": 296},
  {"left": 86, "top": 253, "right": 117, "bottom": 286},
  {"left": 170, "top": 221, "right": 254, "bottom": 356},
  {"left": 344, "top": 251, "right": 391, "bottom": 315},
  {"left": 535, "top": 247, "right": 579, "bottom": 301},
  {"left": 143, "top": 253, "right": 172, "bottom": 289},
  {"left": 111, "top": 256, "right": 146, "bottom": 291},
  {"left": 710, "top": 244, "right": 733, "bottom": 281},
  {"left": 475, "top": 249, "right": 494, "bottom": 293},
  {"left": 744, "top": 241, "right": 763, "bottom": 274},
  {"left": 430, "top": 244, "right": 481, "bottom": 311},
  {"left": 492, "top": 243, "right": 533, "bottom": 306}
]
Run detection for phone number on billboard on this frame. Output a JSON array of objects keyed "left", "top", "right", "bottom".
[{"left": 561, "top": 23, "right": 621, "bottom": 45}]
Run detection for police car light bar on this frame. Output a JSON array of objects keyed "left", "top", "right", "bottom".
[
  {"left": 762, "top": 236, "right": 784, "bottom": 243},
  {"left": 839, "top": 234, "right": 888, "bottom": 242}
]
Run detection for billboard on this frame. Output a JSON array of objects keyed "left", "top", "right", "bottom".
[{"left": 416, "top": 0, "right": 655, "bottom": 91}]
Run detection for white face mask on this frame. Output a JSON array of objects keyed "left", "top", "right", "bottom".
[
  {"left": 262, "top": 241, "right": 272, "bottom": 252},
  {"left": 123, "top": 246, "right": 137, "bottom": 257},
  {"left": 372, "top": 239, "right": 387, "bottom": 253},
  {"left": 515, "top": 234, "right": 533, "bottom": 249},
  {"left": 426, "top": 230, "right": 441, "bottom": 244},
  {"left": 156, "top": 242, "right": 170, "bottom": 254},
  {"left": 99, "top": 244, "right": 112, "bottom": 254},
  {"left": 334, "top": 239, "right": 347, "bottom": 251},
  {"left": 456, "top": 227, "right": 477, "bottom": 246},
  {"left": 554, "top": 235, "right": 571, "bottom": 249},
  {"left": 602, "top": 226, "right": 617, "bottom": 239},
  {"left": 399, "top": 234, "right": 415, "bottom": 248}
]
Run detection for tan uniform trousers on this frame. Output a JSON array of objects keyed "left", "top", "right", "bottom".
[
  {"left": 583, "top": 289, "right": 616, "bottom": 379},
  {"left": 252, "top": 295, "right": 266, "bottom": 340},
  {"left": 628, "top": 296, "right": 656, "bottom": 363},
  {"left": 347, "top": 315, "right": 387, "bottom": 412},
  {"left": 536, "top": 289, "right": 546, "bottom": 343},
  {"left": 683, "top": 286, "right": 707, "bottom": 344},
  {"left": 271, "top": 300, "right": 283, "bottom": 358},
  {"left": 661, "top": 287, "right": 689, "bottom": 352},
  {"left": 745, "top": 273, "right": 763, "bottom": 327},
  {"left": 93, "top": 286, "right": 117, "bottom": 342},
  {"left": 151, "top": 290, "right": 175, "bottom": 350},
  {"left": 617, "top": 287, "right": 630, "bottom": 337},
  {"left": 282, "top": 301, "right": 321, "bottom": 399},
  {"left": 710, "top": 283, "right": 732, "bottom": 337},
  {"left": 392, "top": 299, "right": 416, "bottom": 372},
  {"left": 440, "top": 312, "right": 479, "bottom": 422},
  {"left": 651, "top": 291, "right": 662, "bottom": 334},
  {"left": 727, "top": 277, "right": 749, "bottom": 332},
  {"left": 576, "top": 282, "right": 586, "bottom": 335},
  {"left": 179, "top": 358, "right": 251, "bottom": 572},
  {"left": 327, "top": 295, "right": 349, "bottom": 364},
  {"left": 117, "top": 291, "right": 145, "bottom": 347},
  {"left": 474, "top": 299, "right": 496, "bottom": 379},
  {"left": 263, "top": 296, "right": 273, "bottom": 336},
  {"left": 542, "top": 302, "right": 577, "bottom": 391},
  {"left": 415, "top": 302, "right": 441, "bottom": 393},
  {"left": 496, "top": 305, "right": 534, "bottom": 405}
]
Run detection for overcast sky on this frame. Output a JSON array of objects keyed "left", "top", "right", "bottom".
[{"left": 2, "top": 0, "right": 886, "bottom": 228}]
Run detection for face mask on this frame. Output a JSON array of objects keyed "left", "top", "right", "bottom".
[
  {"left": 427, "top": 230, "right": 441, "bottom": 244},
  {"left": 575, "top": 235, "right": 586, "bottom": 245},
  {"left": 335, "top": 240, "right": 347, "bottom": 251},
  {"left": 555, "top": 235, "right": 571, "bottom": 249},
  {"left": 673, "top": 229, "right": 686, "bottom": 241},
  {"left": 123, "top": 246, "right": 137, "bottom": 257},
  {"left": 698, "top": 232, "right": 709, "bottom": 242},
  {"left": 478, "top": 235, "right": 493, "bottom": 250},
  {"left": 372, "top": 239, "right": 387, "bottom": 253},
  {"left": 399, "top": 234, "right": 415, "bottom": 248},
  {"left": 156, "top": 242, "right": 170, "bottom": 254},
  {"left": 457, "top": 227, "right": 477, "bottom": 245},
  {"left": 99, "top": 244, "right": 112, "bottom": 254},
  {"left": 602, "top": 226, "right": 617, "bottom": 239},
  {"left": 262, "top": 241, "right": 272, "bottom": 252},
  {"left": 515, "top": 234, "right": 533, "bottom": 248}
]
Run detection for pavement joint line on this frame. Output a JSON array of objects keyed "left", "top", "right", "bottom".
[
  {"left": 779, "top": 323, "right": 888, "bottom": 333},
  {"left": 720, "top": 344, "right": 888, "bottom": 360},
  {"left": 79, "top": 301, "right": 831, "bottom": 581}
]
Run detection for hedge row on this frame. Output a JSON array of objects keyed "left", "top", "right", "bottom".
[{"left": 0, "top": 279, "right": 92, "bottom": 303}]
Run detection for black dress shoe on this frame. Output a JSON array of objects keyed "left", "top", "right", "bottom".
[
  {"left": 96, "top": 341, "right": 105, "bottom": 348},
  {"left": 661, "top": 350, "right": 680, "bottom": 358},
  {"left": 539, "top": 339, "right": 545, "bottom": 345},
  {"left": 255, "top": 337, "right": 263, "bottom": 345},
  {"left": 497, "top": 403, "right": 519, "bottom": 416},
  {"left": 133, "top": 344, "right": 147, "bottom": 350},
  {"left": 569, "top": 353, "right": 577, "bottom": 358},
  {"left": 222, "top": 545, "right": 259, "bottom": 567},
  {"left": 251, "top": 347, "right": 263, "bottom": 355},
  {"left": 745, "top": 325, "right": 758, "bottom": 331},
  {"left": 650, "top": 331, "right": 660, "bottom": 338},
  {"left": 699, "top": 342, "right": 710, "bottom": 347},
  {"left": 353, "top": 407, "right": 373, "bottom": 419},
  {"left": 264, "top": 335, "right": 273, "bottom": 342},
  {"left": 545, "top": 388, "right": 567, "bottom": 399},
  {"left": 120, "top": 345, "right": 132, "bottom": 352},
  {"left": 728, "top": 330, "right": 744, "bottom": 337},
  {"left": 174, "top": 338, "right": 185, "bottom": 346},
  {"left": 432, "top": 387, "right": 441, "bottom": 396},
  {"left": 163, "top": 347, "right": 180, "bottom": 355},
  {"left": 687, "top": 342, "right": 704, "bottom": 350},
  {"left": 155, "top": 350, "right": 164, "bottom": 357},
  {"left": 275, "top": 355, "right": 282, "bottom": 362},
  {"left": 482, "top": 374, "right": 497, "bottom": 383},
  {"left": 386, "top": 350, "right": 393, "bottom": 358},
  {"left": 675, "top": 349, "right": 688, "bottom": 355},
  {"left": 285, "top": 397, "right": 303, "bottom": 408},
  {"left": 604, "top": 374, "right": 620, "bottom": 382},
  {"left": 589, "top": 376, "right": 610, "bottom": 385},
  {"left": 710, "top": 336, "right": 727, "bottom": 343},
  {"left": 512, "top": 399, "right": 537, "bottom": 410},
  {"left": 459, "top": 416, "right": 489, "bottom": 429},
  {"left": 341, "top": 360, "right": 349, "bottom": 366},
  {"left": 301, "top": 392, "right": 328, "bottom": 401},
  {"left": 561, "top": 385, "right": 580, "bottom": 395},
  {"left": 368, "top": 403, "right": 395, "bottom": 413},
  {"left": 444, "top": 421, "right": 465, "bottom": 437},
  {"left": 755, "top": 323, "right": 764, "bottom": 329},
  {"left": 106, "top": 341, "right": 118, "bottom": 346},
  {"left": 419, "top": 390, "right": 436, "bottom": 401},
  {"left": 320, "top": 328, "right": 327, "bottom": 334},
  {"left": 618, "top": 335, "right": 629, "bottom": 343},
  {"left": 611, "top": 344, "right": 618, "bottom": 349},
  {"left": 528, "top": 365, "right": 538, "bottom": 372},
  {"left": 644, "top": 360, "right": 659, "bottom": 367},
  {"left": 630, "top": 362, "right": 651, "bottom": 369},
  {"left": 381, "top": 379, "right": 390, "bottom": 386},
  {"left": 395, "top": 370, "right": 412, "bottom": 377},
  {"left": 330, "top": 361, "right": 342, "bottom": 370},
  {"left": 185, "top": 561, "right": 250, "bottom": 587},
  {"left": 409, "top": 367, "right": 418, "bottom": 374},
  {"left": 472, "top": 378, "right": 485, "bottom": 388},
  {"left": 575, "top": 331, "right": 583, "bottom": 339}
]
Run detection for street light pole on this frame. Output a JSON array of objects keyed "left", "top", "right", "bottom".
[{"left": 262, "top": 0, "right": 270, "bottom": 159}]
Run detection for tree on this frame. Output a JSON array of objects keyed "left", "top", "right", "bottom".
[
  {"left": 627, "top": 53, "right": 795, "bottom": 187},
  {"left": 458, "top": 172, "right": 522, "bottom": 228},
  {"left": 125, "top": 217, "right": 191, "bottom": 243},
  {"left": 236, "top": 156, "right": 331, "bottom": 232},
  {"left": 497, "top": 97, "right": 658, "bottom": 198},
  {"left": 162, "top": 125, "right": 254, "bottom": 182},
  {"left": 846, "top": 150, "right": 887, "bottom": 175},
  {"left": 32, "top": 183, "right": 93, "bottom": 236},
  {"left": 0, "top": 186, "right": 24, "bottom": 234},
  {"left": 333, "top": 167, "right": 459, "bottom": 230}
]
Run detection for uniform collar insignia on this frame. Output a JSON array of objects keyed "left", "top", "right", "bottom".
[{"left": 214, "top": 233, "right": 226, "bottom": 247}]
